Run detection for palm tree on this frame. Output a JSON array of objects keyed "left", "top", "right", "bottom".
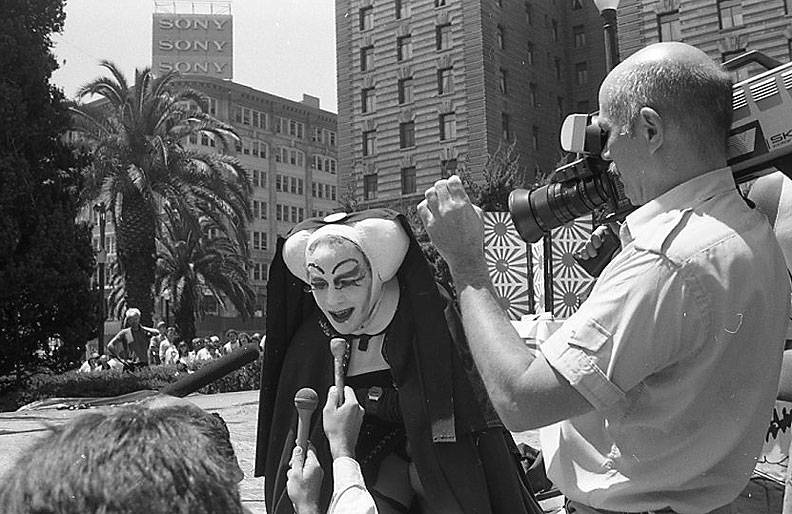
[
  {"left": 155, "top": 208, "right": 255, "bottom": 343},
  {"left": 71, "top": 61, "right": 251, "bottom": 325}
]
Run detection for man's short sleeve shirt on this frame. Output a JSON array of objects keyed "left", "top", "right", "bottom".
[{"left": 539, "top": 169, "right": 790, "bottom": 513}]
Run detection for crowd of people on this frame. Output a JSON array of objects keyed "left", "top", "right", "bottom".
[
  {"left": 78, "top": 311, "right": 264, "bottom": 373},
  {"left": 6, "top": 41, "right": 792, "bottom": 514}
]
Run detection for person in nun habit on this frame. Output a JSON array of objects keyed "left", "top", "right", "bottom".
[{"left": 254, "top": 209, "right": 542, "bottom": 514}]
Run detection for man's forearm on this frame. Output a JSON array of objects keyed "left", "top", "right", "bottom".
[{"left": 451, "top": 267, "right": 538, "bottom": 430}]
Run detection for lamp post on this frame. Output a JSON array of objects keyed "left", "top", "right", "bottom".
[
  {"left": 93, "top": 203, "right": 107, "bottom": 354},
  {"left": 593, "top": 0, "right": 621, "bottom": 72}
]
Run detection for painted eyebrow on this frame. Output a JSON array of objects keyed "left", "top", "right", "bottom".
[
  {"left": 307, "top": 263, "right": 325, "bottom": 274},
  {"left": 332, "top": 258, "right": 360, "bottom": 274}
]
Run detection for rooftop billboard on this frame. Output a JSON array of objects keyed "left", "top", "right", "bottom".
[{"left": 152, "top": 13, "right": 233, "bottom": 79}]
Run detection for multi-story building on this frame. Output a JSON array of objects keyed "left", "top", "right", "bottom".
[
  {"left": 619, "top": 0, "right": 792, "bottom": 80},
  {"left": 79, "top": 80, "right": 339, "bottom": 331},
  {"left": 335, "top": 0, "right": 608, "bottom": 209},
  {"left": 179, "top": 77, "right": 339, "bottom": 320}
]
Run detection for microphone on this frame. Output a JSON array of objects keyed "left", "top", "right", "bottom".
[
  {"left": 294, "top": 387, "right": 319, "bottom": 454},
  {"left": 330, "top": 338, "right": 348, "bottom": 406},
  {"left": 160, "top": 343, "right": 260, "bottom": 398}
]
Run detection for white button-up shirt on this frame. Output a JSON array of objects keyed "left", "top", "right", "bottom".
[
  {"left": 327, "top": 457, "right": 378, "bottom": 514},
  {"left": 540, "top": 168, "right": 790, "bottom": 513}
]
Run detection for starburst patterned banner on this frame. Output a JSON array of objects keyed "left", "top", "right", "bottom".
[
  {"left": 484, "top": 212, "right": 596, "bottom": 320},
  {"left": 482, "top": 212, "right": 532, "bottom": 320}
]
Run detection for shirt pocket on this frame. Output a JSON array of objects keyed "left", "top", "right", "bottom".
[{"left": 567, "top": 318, "right": 612, "bottom": 355}]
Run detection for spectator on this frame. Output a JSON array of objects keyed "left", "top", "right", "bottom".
[
  {"left": 287, "top": 386, "right": 374, "bottom": 514},
  {"left": 178, "top": 340, "right": 196, "bottom": 366},
  {"left": 224, "top": 329, "right": 239, "bottom": 352},
  {"left": 251, "top": 332, "right": 263, "bottom": 350},
  {"left": 106, "top": 308, "right": 158, "bottom": 369},
  {"left": 0, "top": 401, "right": 244, "bottom": 513},
  {"left": 77, "top": 352, "right": 101, "bottom": 373},
  {"left": 196, "top": 337, "right": 217, "bottom": 361},
  {"left": 147, "top": 338, "right": 160, "bottom": 366},
  {"left": 158, "top": 326, "right": 178, "bottom": 363}
]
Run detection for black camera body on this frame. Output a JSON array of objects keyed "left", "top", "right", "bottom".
[{"left": 509, "top": 55, "right": 792, "bottom": 246}]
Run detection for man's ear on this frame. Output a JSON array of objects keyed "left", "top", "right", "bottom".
[{"left": 637, "top": 106, "right": 663, "bottom": 154}]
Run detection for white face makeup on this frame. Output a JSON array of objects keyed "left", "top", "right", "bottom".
[{"left": 306, "top": 237, "right": 373, "bottom": 334}]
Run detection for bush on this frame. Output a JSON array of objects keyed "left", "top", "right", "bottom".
[{"left": 1, "top": 355, "right": 262, "bottom": 412}]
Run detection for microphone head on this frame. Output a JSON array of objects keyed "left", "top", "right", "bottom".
[
  {"left": 294, "top": 387, "right": 318, "bottom": 412},
  {"left": 330, "top": 337, "right": 348, "bottom": 360}
]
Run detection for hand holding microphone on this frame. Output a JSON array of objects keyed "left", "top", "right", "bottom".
[
  {"left": 294, "top": 387, "right": 318, "bottom": 455},
  {"left": 330, "top": 338, "right": 348, "bottom": 406}
]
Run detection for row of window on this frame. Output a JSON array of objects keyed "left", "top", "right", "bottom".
[
  {"left": 237, "top": 139, "right": 268, "bottom": 159},
  {"left": 312, "top": 127, "right": 337, "bottom": 146},
  {"left": 276, "top": 204, "right": 306, "bottom": 223},
  {"left": 252, "top": 200, "right": 268, "bottom": 220},
  {"left": 274, "top": 147, "right": 305, "bottom": 167},
  {"left": 233, "top": 106, "right": 267, "bottom": 129},
  {"left": 275, "top": 174, "right": 305, "bottom": 195},
  {"left": 361, "top": 115, "right": 454, "bottom": 155},
  {"left": 229, "top": 105, "right": 336, "bottom": 146},
  {"left": 311, "top": 208, "right": 333, "bottom": 218},
  {"left": 360, "top": 69, "right": 452, "bottom": 114},
  {"left": 252, "top": 231, "right": 269, "bottom": 251},
  {"left": 311, "top": 155, "right": 337, "bottom": 174},
  {"left": 361, "top": 158, "right": 458, "bottom": 200},
  {"left": 311, "top": 182, "right": 337, "bottom": 201},
  {"left": 360, "top": 25, "right": 452, "bottom": 73}
]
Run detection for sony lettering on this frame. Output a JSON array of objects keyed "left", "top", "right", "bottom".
[
  {"left": 157, "top": 18, "right": 228, "bottom": 31},
  {"left": 158, "top": 62, "right": 229, "bottom": 74},
  {"left": 157, "top": 40, "right": 228, "bottom": 52}
]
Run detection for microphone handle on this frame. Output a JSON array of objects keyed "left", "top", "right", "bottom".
[
  {"left": 295, "top": 409, "right": 312, "bottom": 454},
  {"left": 333, "top": 358, "right": 345, "bottom": 405}
]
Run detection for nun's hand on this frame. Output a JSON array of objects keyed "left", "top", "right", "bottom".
[{"left": 418, "top": 175, "right": 487, "bottom": 277}]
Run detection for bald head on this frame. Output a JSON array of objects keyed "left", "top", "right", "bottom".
[{"left": 600, "top": 42, "right": 733, "bottom": 160}]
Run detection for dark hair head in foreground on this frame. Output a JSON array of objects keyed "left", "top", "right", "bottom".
[{"left": 0, "top": 400, "right": 244, "bottom": 514}]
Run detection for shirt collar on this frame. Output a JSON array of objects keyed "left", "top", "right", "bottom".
[{"left": 623, "top": 167, "right": 736, "bottom": 242}]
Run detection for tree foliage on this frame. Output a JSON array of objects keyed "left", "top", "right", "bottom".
[
  {"left": 155, "top": 207, "right": 255, "bottom": 342},
  {"left": 0, "top": 0, "right": 97, "bottom": 378},
  {"left": 71, "top": 63, "right": 251, "bottom": 325}
]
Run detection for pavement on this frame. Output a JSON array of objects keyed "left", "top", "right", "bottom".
[{"left": 0, "top": 390, "right": 559, "bottom": 513}]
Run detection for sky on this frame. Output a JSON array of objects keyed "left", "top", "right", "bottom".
[{"left": 51, "top": 0, "right": 339, "bottom": 113}]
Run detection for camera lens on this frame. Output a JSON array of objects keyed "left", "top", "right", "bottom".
[{"left": 509, "top": 174, "right": 611, "bottom": 243}]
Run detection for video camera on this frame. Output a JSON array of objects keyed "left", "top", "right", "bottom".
[{"left": 509, "top": 51, "right": 792, "bottom": 248}]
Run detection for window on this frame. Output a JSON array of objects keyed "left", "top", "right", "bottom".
[
  {"left": 252, "top": 200, "right": 260, "bottom": 220},
  {"left": 529, "top": 83, "right": 538, "bottom": 107},
  {"left": 252, "top": 232, "right": 267, "bottom": 251},
  {"left": 360, "top": 46, "right": 374, "bottom": 71},
  {"left": 439, "top": 113, "right": 456, "bottom": 141},
  {"left": 312, "top": 127, "right": 322, "bottom": 142},
  {"left": 260, "top": 201, "right": 268, "bottom": 219},
  {"left": 397, "top": 35, "right": 412, "bottom": 61},
  {"left": 496, "top": 25, "right": 505, "bottom": 50},
  {"left": 525, "top": 2, "right": 533, "bottom": 25},
  {"left": 254, "top": 141, "right": 268, "bottom": 159},
  {"left": 276, "top": 204, "right": 283, "bottom": 221},
  {"left": 498, "top": 68, "right": 508, "bottom": 95},
  {"left": 275, "top": 116, "right": 285, "bottom": 134},
  {"left": 576, "top": 62, "right": 588, "bottom": 85},
  {"left": 395, "top": 0, "right": 408, "bottom": 19},
  {"left": 658, "top": 11, "right": 681, "bottom": 41},
  {"left": 532, "top": 126, "right": 539, "bottom": 151},
  {"left": 242, "top": 108, "right": 251, "bottom": 125},
  {"left": 252, "top": 262, "right": 263, "bottom": 281},
  {"left": 362, "top": 130, "right": 376, "bottom": 156},
  {"left": 573, "top": 25, "right": 586, "bottom": 48},
  {"left": 363, "top": 174, "right": 378, "bottom": 200},
  {"left": 435, "top": 0, "right": 446, "bottom": 6},
  {"left": 437, "top": 68, "right": 453, "bottom": 95},
  {"left": 361, "top": 88, "right": 375, "bottom": 113},
  {"left": 441, "top": 158, "right": 458, "bottom": 178},
  {"left": 289, "top": 120, "right": 304, "bottom": 139},
  {"left": 718, "top": 0, "right": 743, "bottom": 29},
  {"left": 207, "top": 97, "right": 217, "bottom": 116},
  {"left": 329, "top": 131, "right": 336, "bottom": 146},
  {"left": 399, "top": 121, "right": 415, "bottom": 148},
  {"left": 501, "top": 113, "right": 510, "bottom": 141},
  {"left": 253, "top": 169, "right": 266, "bottom": 188},
  {"left": 401, "top": 166, "right": 417, "bottom": 194},
  {"left": 275, "top": 174, "right": 284, "bottom": 192},
  {"left": 398, "top": 77, "right": 413, "bottom": 104},
  {"left": 331, "top": 186, "right": 336, "bottom": 201},
  {"left": 436, "top": 24, "right": 451, "bottom": 51},
  {"left": 291, "top": 206, "right": 298, "bottom": 223},
  {"left": 360, "top": 6, "right": 373, "bottom": 30},
  {"left": 526, "top": 43, "right": 534, "bottom": 65},
  {"left": 312, "top": 182, "right": 317, "bottom": 197},
  {"left": 552, "top": 20, "right": 559, "bottom": 42},
  {"left": 233, "top": 106, "right": 242, "bottom": 123}
]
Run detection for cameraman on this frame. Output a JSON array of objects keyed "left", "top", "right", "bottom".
[{"left": 419, "top": 42, "right": 790, "bottom": 513}]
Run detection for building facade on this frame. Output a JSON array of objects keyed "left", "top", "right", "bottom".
[
  {"left": 335, "top": 0, "right": 608, "bottom": 209},
  {"left": 619, "top": 0, "right": 792, "bottom": 80}
]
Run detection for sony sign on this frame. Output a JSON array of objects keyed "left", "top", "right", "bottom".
[{"left": 152, "top": 13, "right": 233, "bottom": 79}]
